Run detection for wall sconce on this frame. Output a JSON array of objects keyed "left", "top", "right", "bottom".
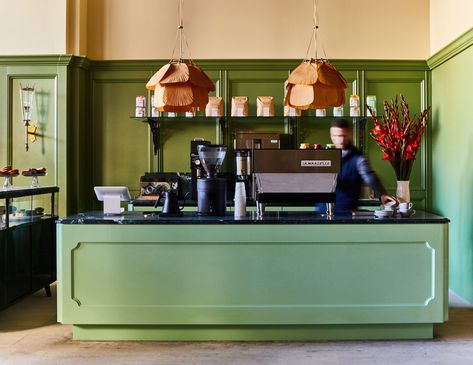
[{"left": 20, "top": 84, "right": 37, "bottom": 151}]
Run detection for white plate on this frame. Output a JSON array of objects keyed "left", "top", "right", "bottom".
[
  {"left": 374, "top": 210, "right": 393, "bottom": 218},
  {"left": 400, "top": 209, "right": 416, "bottom": 218}
]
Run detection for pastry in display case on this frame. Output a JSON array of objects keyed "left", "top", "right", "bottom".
[
  {"left": 0, "top": 166, "right": 19, "bottom": 190},
  {"left": 22, "top": 167, "right": 47, "bottom": 188}
]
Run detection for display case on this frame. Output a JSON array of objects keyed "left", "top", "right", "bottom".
[{"left": 0, "top": 186, "right": 58, "bottom": 310}]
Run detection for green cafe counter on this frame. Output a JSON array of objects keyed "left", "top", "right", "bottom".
[{"left": 56, "top": 210, "right": 449, "bottom": 341}]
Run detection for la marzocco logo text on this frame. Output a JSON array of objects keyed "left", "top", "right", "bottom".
[{"left": 301, "top": 160, "right": 332, "bottom": 167}]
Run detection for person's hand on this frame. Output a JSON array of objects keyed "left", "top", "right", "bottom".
[{"left": 380, "top": 194, "right": 397, "bottom": 206}]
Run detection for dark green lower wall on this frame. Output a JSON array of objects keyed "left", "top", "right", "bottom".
[
  {"left": 68, "top": 58, "right": 92, "bottom": 214},
  {"left": 430, "top": 27, "right": 473, "bottom": 303},
  {"left": 1, "top": 57, "right": 431, "bottom": 215},
  {"left": 86, "top": 59, "right": 431, "bottom": 211}
]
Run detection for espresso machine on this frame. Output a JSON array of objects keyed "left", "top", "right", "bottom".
[
  {"left": 252, "top": 149, "right": 341, "bottom": 216},
  {"left": 197, "top": 144, "right": 227, "bottom": 215}
]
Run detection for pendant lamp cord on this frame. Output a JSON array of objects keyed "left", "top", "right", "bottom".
[
  {"left": 304, "top": 0, "right": 327, "bottom": 61},
  {"left": 178, "top": 0, "right": 184, "bottom": 61},
  {"left": 170, "top": 0, "right": 194, "bottom": 64},
  {"left": 305, "top": 0, "right": 317, "bottom": 60}
]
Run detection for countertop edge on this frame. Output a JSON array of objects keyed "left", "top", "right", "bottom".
[{"left": 56, "top": 211, "right": 450, "bottom": 225}]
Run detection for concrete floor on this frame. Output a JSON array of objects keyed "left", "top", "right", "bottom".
[{"left": 1, "top": 285, "right": 473, "bottom": 365}]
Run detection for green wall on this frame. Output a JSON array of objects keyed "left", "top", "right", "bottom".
[
  {"left": 429, "top": 28, "right": 473, "bottom": 303},
  {"left": 0, "top": 56, "right": 72, "bottom": 217},
  {"left": 1, "top": 57, "right": 430, "bottom": 214},
  {"left": 2, "top": 41, "right": 473, "bottom": 302},
  {"left": 86, "top": 60, "right": 430, "bottom": 211}
]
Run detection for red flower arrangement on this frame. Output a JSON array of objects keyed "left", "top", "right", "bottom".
[{"left": 368, "top": 95, "right": 430, "bottom": 181}]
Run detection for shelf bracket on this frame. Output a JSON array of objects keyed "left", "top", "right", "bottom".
[{"left": 147, "top": 118, "right": 160, "bottom": 155}]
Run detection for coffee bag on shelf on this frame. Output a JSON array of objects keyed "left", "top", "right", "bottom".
[
  {"left": 231, "top": 96, "right": 249, "bottom": 117},
  {"left": 205, "top": 96, "right": 224, "bottom": 117},
  {"left": 256, "top": 96, "right": 275, "bottom": 117}
]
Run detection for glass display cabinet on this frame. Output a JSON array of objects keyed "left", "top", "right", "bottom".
[{"left": 0, "top": 186, "right": 58, "bottom": 310}]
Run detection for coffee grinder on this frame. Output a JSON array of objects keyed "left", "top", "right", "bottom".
[{"left": 197, "top": 144, "right": 227, "bottom": 215}]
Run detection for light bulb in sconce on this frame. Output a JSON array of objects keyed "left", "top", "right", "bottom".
[{"left": 19, "top": 84, "right": 37, "bottom": 151}]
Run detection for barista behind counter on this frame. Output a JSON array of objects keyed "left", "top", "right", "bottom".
[{"left": 324, "top": 118, "right": 396, "bottom": 213}]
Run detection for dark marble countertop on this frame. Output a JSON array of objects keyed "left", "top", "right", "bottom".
[
  {"left": 57, "top": 210, "right": 449, "bottom": 225},
  {"left": 131, "top": 198, "right": 381, "bottom": 208}
]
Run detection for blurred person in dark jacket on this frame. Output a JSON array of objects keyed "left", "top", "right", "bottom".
[{"left": 327, "top": 118, "right": 396, "bottom": 212}]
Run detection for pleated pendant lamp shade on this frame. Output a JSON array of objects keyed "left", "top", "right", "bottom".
[
  {"left": 284, "top": 0, "right": 348, "bottom": 111},
  {"left": 285, "top": 59, "right": 347, "bottom": 110},
  {"left": 145, "top": 0, "right": 215, "bottom": 112},
  {"left": 146, "top": 63, "right": 215, "bottom": 112}
]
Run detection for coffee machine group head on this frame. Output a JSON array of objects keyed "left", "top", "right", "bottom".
[{"left": 196, "top": 144, "right": 227, "bottom": 215}]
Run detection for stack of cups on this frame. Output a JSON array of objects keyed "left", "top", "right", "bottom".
[
  {"left": 135, "top": 95, "right": 146, "bottom": 117},
  {"left": 333, "top": 106, "right": 344, "bottom": 117},
  {"left": 234, "top": 182, "right": 247, "bottom": 218},
  {"left": 349, "top": 94, "right": 360, "bottom": 117}
]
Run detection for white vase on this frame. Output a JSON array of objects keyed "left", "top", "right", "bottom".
[{"left": 396, "top": 180, "right": 410, "bottom": 203}]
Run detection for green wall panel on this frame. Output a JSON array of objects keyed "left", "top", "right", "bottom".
[
  {"left": 225, "top": 69, "right": 290, "bottom": 170},
  {"left": 431, "top": 43, "right": 473, "bottom": 303},
  {"left": 298, "top": 70, "right": 359, "bottom": 148},
  {"left": 67, "top": 63, "right": 92, "bottom": 213},
  {"left": 11, "top": 77, "right": 56, "bottom": 187},
  {"left": 0, "top": 58, "right": 70, "bottom": 216},
  {"left": 161, "top": 119, "right": 218, "bottom": 171},
  {"left": 91, "top": 80, "right": 150, "bottom": 200},
  {"left": 160, "top": 70, "right": 222, "bottom": 171},
  {"left": 0, "top": 66, "right": 7, "bottom": 169},
  {"left": 0, "top": 57, "right": 430, "bottom": 215},
  {"left": 364, "top": 70, "right": 429, "bottom": 208}
]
